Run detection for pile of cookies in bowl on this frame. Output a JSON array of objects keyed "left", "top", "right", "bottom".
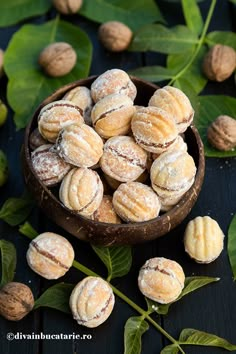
[{"left": 23, "top": 69, "right": 205, "bottom": 245}]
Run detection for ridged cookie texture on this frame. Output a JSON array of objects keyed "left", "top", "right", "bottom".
[
  {"left": 63, "top": 86, "right": 93, "bottom": 125},
  {"left": 59, "top": 168, "right": 103, "bottom": 217},
  {"left": 91, "top": 93, "right": 135, "bottom": 138},
  {"left": 31, "top": 144, "right": 71, "bottom": 186},
  {"left": 149, "top": 86, "right": 194, "bottom": 133},
  {"left": 26, "top": 232, "right": 74, "bottom": 279},
  {"left": 70, "top": 276, "right": 115, "bottom": 328},
  {"left": 184, "top": 216, "right": 224, "bottom": 263},
  {"left": 131, "top": 106, "right": 178, "bottom": 154},
  {"left": 55, "top": 123, "right": 103, "bottom": 168},
  {"left": 38, "top": 100, "right": 84, "bottom": 142},
  {"left": 91, "top": 68, "right": 137, "bottom": 102},
  {"left": 91, "top": 195, "right": 121, "bottom": 224},
  {"left": 150, "top": 150, "right": 196, "bottom": 211},
  {"left": 113, "top": 181, "right": 161, "bottom": 222},
  {"left": 100, "top": 136, "right": 148, "bottom": 182},
  {"left": 152, "top": 135, "right": 187, "bottom": 160},
  {"left": 138, "top": 257, "right": 185, "bottom": 304}
]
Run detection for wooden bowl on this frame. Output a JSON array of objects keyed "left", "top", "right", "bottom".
[{"left": 23, "top": 76, "right": 205, "bottom": 246}]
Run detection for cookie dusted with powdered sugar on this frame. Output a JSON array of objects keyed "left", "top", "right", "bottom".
[
  {"left": 91, "top": 93, "right": 135, "bottom": 138},
  {"left": 100, "top": 136, "right": 147, "bottom": 182},
  {"left": 70, "top": 276, "right": 115, "bottom": 328},
  {"left": 54, "top": 123, "right": 103, "bottom": 168},
  {"left": 38, "top": 100, "right": 84, "bottom": 142},
  {"left": 91, "top": 69, "right": 137, "bottom": 102},
  {"left": 63, "top": 86, "right": 93, "bottom": 125},
  {"left": 138, "top": 257, "right": 185, "bottom": 304},
  {"left": 149, "top": 86, "right": 194, "bottom": 133},
  {"left": 27, "top": 232, "right": 74, "bottom": 279},
  {"left": 91, "top": 195, "right": 121, "bottom": 224},
  {"left": 150, "top": 150, "right": 196, "bottom": 211},
  {"left": 59, "top": 168, "right": 103, "bottom": 217},
  {"left": 31, "top": 144, "right": 71, "bottom": 186},
  {"left": 131, "top": 106, "right": 178, "bottom": 154},
  {"left": 113, "top": 182, "right": 161, "bottom": 222}
]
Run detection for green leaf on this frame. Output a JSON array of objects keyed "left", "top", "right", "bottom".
[
  {"left": 181, "top": 0, "right": 203, "bottom": 35},
  {"left": 0, "top": 0, "right": 51, "bottom": 27},
  {"left": 0, "top": 194, "right": 34, "bottom": 226},
  {"left": 4, "top": 18, "right": 92, "bottom": 129},
  {"left": 227, "top": 215, "right": 236, "bottom": 280},
  {"left": 161, "top": 345, "right": 179, "bottom": 354},
  {"left": 179, "top": 328, "right": 236, "bottom": 350},
  {"left": 124, "top": 316, "right": 149, "bottom": 354},
  {"left": 194, "top": 95, "right": 236, "bottom": 157},
  {"left": 130, "top": 25, "right": 198, "bottom": 54},
  {"left": 79, "top": 0, "right": 165, "bottom": 31},
  {"left": 168, "top": 46, "right": 207, "bottom": 94},
  {"left": 92, "top": 245, "right": 132, "bottom": 281},
  {"left": 19, "top": 221, "right": 38, "bottom": 240},
  {"left": 0, "top": 240, "right": 17, "bottom": 287},
  {"left": 229, "top": 0, "right": 236, "bottom": 4},
  {"left": 129, "top": 66, "right": 174, "bottom": 82},
  {"left": 206, "top": 31, "right": 236, "bottom": 50},
  {"left": 34, "top": 283, "right": 74, "bottom": 314},
  {"left": 0, "top": 150, "right": 9, "bottom": 187},
  {"left": 146, "top": 276, "right": 219, "bottom": 315}
]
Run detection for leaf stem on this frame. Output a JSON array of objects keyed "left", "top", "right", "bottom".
[
  {"left": 168, "top": 0, "right": 217, "bottom": 86},
  {"left": 72, "top": 259, "right": 184, "bottom": 353}
]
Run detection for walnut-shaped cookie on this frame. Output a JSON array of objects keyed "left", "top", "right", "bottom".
[
  {"left": 131, "top": 106, "right": 178, "bottom": 154},
  {"left": 149, "top": 86, "right": 194, "bottom": 133},
  {"left": 138, "top": 257, "right": 185, "bottom": 304},
  {"left": 70, "top": 276, "right": 115, "bottom": 328},
  {"left": 91, "top": 69, "right": 137, "bottom": 102},
  {"left": 113, "top": 182, "right": 161, "bottom": 222},
  {"left": 91, "top": 93, "right": 135, "bottom": 138},
  {"left": 100, "top": 136, "right": 147, "bottom": 182},
  {"left": 63, "top": 86, "right": 93, "bottom": 125},
  {"left": 55, "top": 123, "right": 103, "bottom": 168},
  {"left": 91, "top": 195, "right": 121, "bottom": 224},
  {"left": 184, "top": 216, "right": 224, "bottom": 263},
  {"left": 152, "top": 135, "right": 187, "bottom": 160},
  {"left": 59, "top": 168, "right": 103, "bottom": 217},
  {"left": 103, "top": 170, "right": 148, "bottom": 191},
  {"left": 26, "top": 232, "right": 74, "bottom": 279},
  {"left": 31, "top": 144, "right": 71, "bottom": 186},
  {"left": 150, "top": 150, "right": 196, "bottom": 211},
  {"left": 38, "top": 100, "right": 84, "bottom": 142}
]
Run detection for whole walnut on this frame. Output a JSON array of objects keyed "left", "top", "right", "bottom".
[
  {"left": 52, "top": 0, "right": 83, "bottom": 14},
  {"left": 0, "top": 49, "right": 4, "bottom": 78},
  {"left": 0, "top": 282, "right": 34, "bottom": 321},
  {"left": 203, "top": 44, "right": 236, "bottom": 82},
  {"left": 207, "top": 115, "right": 236, "bottom": 151},
  {"left": 38, "top": 42, "right": 77, "bottom": 77},
  {"left": 98, "top": 21, "right": 133, "bottom": 52}
]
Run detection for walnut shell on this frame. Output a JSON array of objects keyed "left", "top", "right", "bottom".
[
  {"left": 0, "top": 282, "right": 34, "bottom": 321},
  {"left": 39, "top": 42, "right": 77, "bottom": 77},
  {"left": 0, "top": 49, "right": 4, "bottom": 78},
  {"left": 184, "top": 216, "right": 224, "bottom": 263},
  {"left": 70, "top": 276, "right": 115, "bottom": 328},
  {"left": 203, "top": 44, "right": 236, "bottom": 82},
  {"left": 207, "top": 115, "right": 236, "bottom": 151},
  {"left": 98, "top": 21, "right": 133, "bottom": 52},
  {"left": 138, "top": 257, "right": 185, "bottom": 304},
  {"left": 27, "top": 232, "right": 75, "bottom": 279},
  {"left": 52, "top": 0, "right": 82, "bottom": 14}
]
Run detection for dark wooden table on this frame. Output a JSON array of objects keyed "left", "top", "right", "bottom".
[{"left": 0, "top": 1, "right": 236, "bottom": 353}]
